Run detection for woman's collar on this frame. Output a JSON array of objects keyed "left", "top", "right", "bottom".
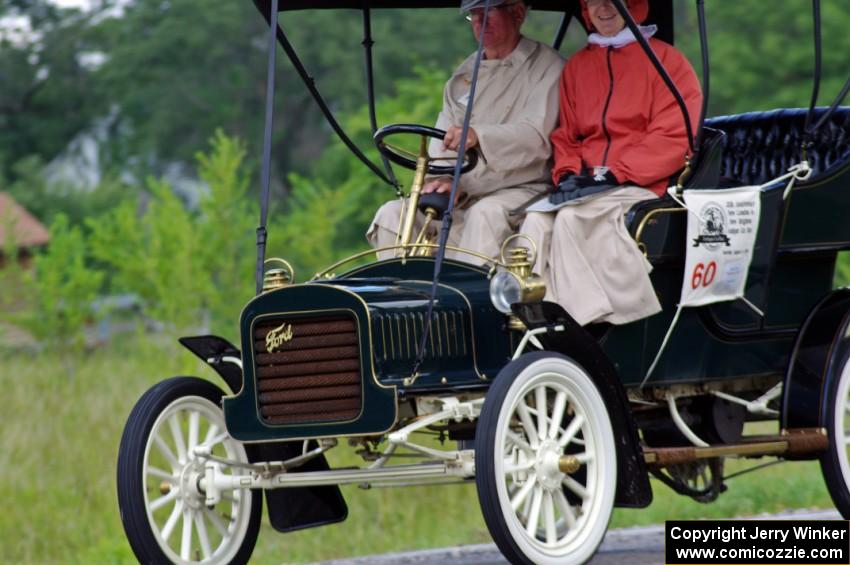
[{"left": 587, "top": 24, "right": 657, "bottom": 49}]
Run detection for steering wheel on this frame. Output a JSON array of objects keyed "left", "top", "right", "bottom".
[{"left": 374, "top": 124, "right": 479, "bottom": 176}]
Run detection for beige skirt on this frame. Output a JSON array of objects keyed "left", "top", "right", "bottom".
[
  {"left": 366, "top": 187, "right": 540, "bottom": 265},
  {"left": 520, "top": 186, "right": 661, "bottom": 325}
]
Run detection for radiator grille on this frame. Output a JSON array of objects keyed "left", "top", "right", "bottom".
[
  {"left": 253, "top": 315, "right": 362, "bottom": 425},
  {"left": 373, "top": 309, "right": 467, "bottom": 362}
]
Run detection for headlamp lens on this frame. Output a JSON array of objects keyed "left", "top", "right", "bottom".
[{"left": 489, "top": 271, "right": 522, "bottom": 314}]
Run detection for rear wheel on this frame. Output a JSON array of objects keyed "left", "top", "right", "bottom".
[
  {"left": 117, "top": 377, "right": 262, "bottom": 564},
  {"left": 475, "top": 352, "right": 617, "bottom": 565},
  {"left": 820, "top": 350, "right": 850, "bottom": 517}
]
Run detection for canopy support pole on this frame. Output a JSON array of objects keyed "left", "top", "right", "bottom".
[
  {"left": 275, "top": 22, "right": 395, "bottom": 186},
  {"left": 361, "top": 4, "right": 400, "bottom": 194},
  {"left": 255, "top": 0, "right": 280, "bottom": 295},
  {"left": 551, "top": 12, "right": 570, "bottom": 51},
  {"left": 410, "top": 0, "right": 493, "bottom": 384},
  {"left": 802, "top": 0, "right": 822, "bottom": 158},
  {"left": 801, "top": 0, "right": 850, "bottom": 162},
  {"left": 693, "top": 0, "right": 710, "bottom": 152}
]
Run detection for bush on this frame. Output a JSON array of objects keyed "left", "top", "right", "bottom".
[
  {"left": 87, "top": 131, "right": 256, "bottom": 340},
  {"left": 10, "top": 214, "right": 104, "bottom": 349}
]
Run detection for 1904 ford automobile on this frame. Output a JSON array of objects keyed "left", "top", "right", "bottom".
[{"left": 117, "top": 0, "right": 850, "bottom": 563}]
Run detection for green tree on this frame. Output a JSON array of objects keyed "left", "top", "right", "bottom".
[
  {"left": 1, "top": 155, "right": 135, "bottom": 228},
  {"left": 194, "top": 131, "right": 257, "bottom": 334},
  {"left": 0, "top": 1, "right": 102, "bottom": 182},
  {"left": 674, "top": 0, "right": 850, "bottom": 116},
  {"left": 87, "top": 176, "right": 206, "bottom": 332}
]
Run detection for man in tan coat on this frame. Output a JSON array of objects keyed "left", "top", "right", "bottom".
[{"left": 366, "top": 0, "right": 564, "bottom": 264}]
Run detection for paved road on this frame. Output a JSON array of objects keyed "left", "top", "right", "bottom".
[{"left": 312, "top": 509, "right": 841, "bottom": 565}]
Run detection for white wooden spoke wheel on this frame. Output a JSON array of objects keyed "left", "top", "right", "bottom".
[
  {"left": 820, "top": 350, "right": 850, "bottom": 518},
  {"left": 476, "top": 353, "right": 617, "bottom": 565},
  {"left": 118, "top": 378, "right": 262, "bottom": 564}
]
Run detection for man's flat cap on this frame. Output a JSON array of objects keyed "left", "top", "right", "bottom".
[{"left": 460, "top": 0, "right": 521, "bottom": 14}]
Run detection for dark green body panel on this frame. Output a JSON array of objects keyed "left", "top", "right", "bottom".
[
  {"left": 780, "top": 172, "right": 850, "bottom": 249},
  {"left": 225, "top": 284, "right": 397, "bottom": 441},
  {"left": 616, "top": 160, "right": 849, "bottom": 387},
  {"left": 224, "top": 259, "right": 513, "bottom": 441},
  {"left": 340, "top": 257, "right": 515, "bottom": 390}
]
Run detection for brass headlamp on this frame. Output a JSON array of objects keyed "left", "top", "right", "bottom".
[
  {"left": 262, "top": 258, "right": 295, "bottom": 292},
  {"left": 489, "top": 235, "right": 546, "bottom": 330}
]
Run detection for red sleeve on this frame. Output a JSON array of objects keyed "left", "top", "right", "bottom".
[
  {"left": 609, "top": 44, "right": 703, "bottom": 187},
  {"left": 549, "top": 60, "right": 583, "bottom": 184}
]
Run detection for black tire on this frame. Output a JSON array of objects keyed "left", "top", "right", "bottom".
[
  {"left": 820, "top": 349, "right": 850, "bottom": 517},
  {"left": 117, "top": 377, "right": 262, "bottom": 564},
  {"left": 475, "top": 352, "right": 616, "bottom": 565}
]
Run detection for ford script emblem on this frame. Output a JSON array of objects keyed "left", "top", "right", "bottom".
[{"left": 266, "top": 322, "right": 294, "bottom": 353}]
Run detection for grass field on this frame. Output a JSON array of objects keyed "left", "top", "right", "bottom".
[{"left": 0, "top": 337, "right": 836, "bottom": 564}]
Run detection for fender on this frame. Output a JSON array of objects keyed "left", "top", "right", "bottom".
[
  {"left": 179, "top": 335, "right": 243, "bottom": 394},
  {"left": 512, "top": 302, "right": 653, "bottom": 508},
  {"left": 781, "top": 288, "right": 850, "bottom": 458},
  {"left": 179, "top": 335, "right": 348, "bottom": 532}
]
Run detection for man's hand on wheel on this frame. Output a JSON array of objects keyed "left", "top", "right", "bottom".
[
  {"left": 443, "top": 126, "right": 479, "bottom": 151},
  {"left": 423, "top": 177, "right": 452, "bottom": 194},
  {"left": 423, "top": 176, "right": 464, "bottom": 205}
]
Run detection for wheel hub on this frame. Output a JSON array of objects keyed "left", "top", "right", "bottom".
[
  {"left": 178, "top": 460, "right": 206, "bottom": 510},
  {"left": 535, "top": 439, "right": 566, "bottom": 490}
]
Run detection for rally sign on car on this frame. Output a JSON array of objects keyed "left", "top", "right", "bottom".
[{"left": 678, "top": 186, "right": 762, "bottom": 308}]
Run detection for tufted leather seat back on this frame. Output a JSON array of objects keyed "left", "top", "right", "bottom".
[{"left": 704, "top": 107, "right": 850, "bottom": 186}]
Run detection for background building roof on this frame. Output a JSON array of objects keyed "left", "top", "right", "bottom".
[{"left": 0, "top": 192, "right": 50, "bottom": 249}]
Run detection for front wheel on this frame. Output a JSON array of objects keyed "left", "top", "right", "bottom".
[
  {"left": 117, "top": 377, "right": 262, "bottom": 564},
  {"left": 475, "top": 352, "right": 617, "bottom": 565},
  {"left": 820, "top": 348, "right": 850, "bottom": 517}
]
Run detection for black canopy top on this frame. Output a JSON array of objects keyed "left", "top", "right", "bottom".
[
  {"left": 267, "top": 0, "right": 578, "bottom": 8},
  {"left": 252, "top": 0, "right": 675, "bottom": 44}
]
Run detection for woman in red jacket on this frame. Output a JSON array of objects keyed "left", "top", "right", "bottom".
[{"left": 520, "top": 0, "right": 702, "bottom": 326}]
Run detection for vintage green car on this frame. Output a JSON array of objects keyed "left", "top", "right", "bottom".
[{"left": 116, "top": 0, "right": 850, "bottom": 563}]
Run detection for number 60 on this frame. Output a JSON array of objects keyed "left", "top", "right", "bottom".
[{"left": 691, "top": 261, "right": 717, "bottom": 289}]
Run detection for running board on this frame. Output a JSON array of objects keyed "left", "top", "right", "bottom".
[{"left": 639, "top": 427, "right": 829, "bottom": 466}]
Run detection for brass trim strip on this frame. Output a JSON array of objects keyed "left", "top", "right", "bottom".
[
  {"left": 234, "top": 283, "right": 507, "bottom": 444},
  {"left": 435, "top": 311, "right": 443, "bottom": 357},
  {"left": 395, "top": 314, "right": 403, "bottom": 359},
  {"left": 459, "top": 312, "right": 468, "bottom": 356},
  {"left": 313, "top": 244, "right": 504, "bottom": 280},
  {"left": 230, "top": 283, "right": 400, "bottom": 444},
  {"left": 442, "top": 312, "right": 451, "bottom": 356},
  {"left": 427, "top": 312, "right": 435, "bottom": 358},
  {"left": 404, "top": 314, "right": 412, "bottom": 359},
  {"left": 388, "top": 315, "right": 396, "bottom": 360},
  {"left": 633, "top": 206, "right": 687, "bottom": 257},
  {"left": 380, "top": 316, "right": 388, "bottom": 361}
]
